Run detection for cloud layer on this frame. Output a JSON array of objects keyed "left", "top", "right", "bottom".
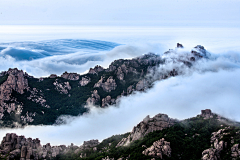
[
  {"left": 0, "top": 40, "right": 162, "bottom": 77},
  {"left": 0, "top": 48, "right": 240, "bottom": 146}
]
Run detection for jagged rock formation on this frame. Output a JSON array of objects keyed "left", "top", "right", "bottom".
[
  {"left": 102, "top": 95, "right": 116, "bottom": 107},
  {"left": 102, "top": 156, "right": 115, "bottom": 160},
  {"left": 1, "top": 109, "right": 240, "bottom": 160},
  {"left": 142, "top": 138, "right": 171, "bottom": 159},
  {"left": 49, "top": 74, "right": 57, "bottom": 78},
  {"left": 53, "top": 79, "right": 71, "bottom": 94},
  {"left": 177, "top": 43, "right": 184, "bottom": 48},
  {"left": 61, "top": 71, "right": 80, "bottom": 80},
  {"left": 79, "top": 76, "right": 91, "bottom": 86},
  {"left": 88, "top": 65, "right": 104, "bottom": 74},
  {"left": 202, "top": 127, "right": 228, "bottom": 160},
  {"left": 116, "top": 113, "right": 178, "bottom": 147},
  {"left": 135, "top": 79, "right": 148, "bottom": 91},
  {"left": 0, "top": 43, "right": 210, "bottom": 127},
  {"left": 27, "top": 88, "right": 49, "bottom": 108},
  {"left": 201, "top": 109, "right": 214, "bottom": 119},
  {"left": 0, "top": 133, "right": 92, "bottom": 160},
  {"left": 86, "top": 90, "right": 100, "bottom": 105},
  {"left": 0, "top": 68, "right": 29, "bottom": 119},
  {"left": 201, "top": 126, "right": 240, "bottom": 160},
  {"left": 231, "top": 143, "right": 240, "bottom": 159},
  {"left": 74, "top": 140, "right": 99, "bottom": 154},
  {"left": 94, "top": 76, "right": 117, "bottom": 92}
]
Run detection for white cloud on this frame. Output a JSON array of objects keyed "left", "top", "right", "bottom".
[
  {"left": 0, "top": 43, "right": 160, "bottom": 77},
  {"left": 0, "top": 50, "right": 240, "bottom": 146}
]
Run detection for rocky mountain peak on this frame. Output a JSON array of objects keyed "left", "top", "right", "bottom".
[
  {"left": 201, "top": 109, "right": 214, "bottom": 119},
  {"left": 0, "top": 68, "right": 29, "bottom": 120},
  {"left": 0, "top": 68, "right": 29, "bottom": 99},
  {"left": 116, "top": 113, "right": 178, "bottom": 147},
  {"left": 88, "top": 65, "right": 104, "bottom": 74},
  {"left": 191, "top": 45, "right": 208, "bottom": 58},
  {"left": 177, "top": 43, "right": 184, "bottom": 48},
  {"left": 61, "top": 71, "right": 80, "bottom": 80}
]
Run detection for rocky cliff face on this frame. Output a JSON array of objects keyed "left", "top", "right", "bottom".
[
  {"left": 88, "top": 65, "right": 104, "bottom": 74},
  {"left": 86, "top": 90, "right": 100, "bottom": 105},
  {"left": 0, "top": 43, "right": 210, "bottom": 127},
  {"left": 116, "top": 113, "right": 178, "bottom": 147},
  {"left": 94, "top": 76, "right": 117, "bottom": 92},
  {"left": 202, "top": 126, "right": 240, "bottom": 160},
  {"left": 142, "top": 138, "right": 171, "bottom": 159},
  {"left": 53, "top": 79, "right": 71, "bottom": 94},
  {"left": 79, "top": 77, "right": 91, "bottom": 86},
  {"left": 1, "top": 109, "right": 240, "bottom": 160},
  {"left": 61, "top": 72, "right": 80, "bottom": 80},
  {"left": 0, "top": 133, "right": 99, "bottom": 160},
  {"left": 0, "top": 68, "right": 29, "bottom": 119}
]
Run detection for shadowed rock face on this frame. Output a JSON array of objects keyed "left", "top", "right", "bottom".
[
  {"left": 116, "top": 113, "right": 178, "bottom": 147},
  {"left": 0, "top": 68, "right": 29, "bottom": 100},
  {"left": 142, "top": 138, "right": 171, "bottom": 159},
  {"left": 0, "top": 68, "right": 29, "bottom": 119},
  {"left": 0, "top": 133, "right": 99, "bottom": 160},
  {"left": 201, "top": 109, "right": 214, "bottom": 119}
]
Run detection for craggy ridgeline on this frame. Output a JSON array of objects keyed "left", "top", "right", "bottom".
[
  {"left": 1, "top": 109, "right": 240, "bottom": 160},
  {"left": 0, "top": 43, "right": 209, "bottom": 127}
]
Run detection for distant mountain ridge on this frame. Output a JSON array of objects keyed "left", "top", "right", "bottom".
[
  {"left": 0, "top": 43, "right": 209, "bottom": 127},
  {"left": 1, "top": 109, "right": 240, "bottom": 160}
]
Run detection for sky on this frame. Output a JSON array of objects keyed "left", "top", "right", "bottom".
[
  {"left": 0, "top": 0, "right": 240, "bottom": 147},
  {"left": 0, "top": 0, "right": 239, "bottom": 26}
]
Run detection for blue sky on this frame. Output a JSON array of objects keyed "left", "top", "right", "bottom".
[{"left": 0, "top": 0, "right": 239, "bottom": 26}]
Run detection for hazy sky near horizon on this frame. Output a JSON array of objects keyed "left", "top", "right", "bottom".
[{"left": 0, "top": 0, "right": 239, "bottom": 26}]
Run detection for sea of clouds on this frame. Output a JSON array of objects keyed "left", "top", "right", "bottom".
[
  {"left": 0, "top": 39, "right": 164, "bottom": 77},
  {"left": 0, "top": 42, "right": 240, "bottom": 146}
]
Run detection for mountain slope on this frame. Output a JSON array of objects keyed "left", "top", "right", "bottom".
[
  {"left": 1, "top": 109, "right": 240, "bottom": 160},
  {"left": 0, "top": 43, "right": 209, "bottom": 127}
]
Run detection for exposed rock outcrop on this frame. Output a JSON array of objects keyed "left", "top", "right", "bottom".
[
  {"left": 231, "top": 143, "right": 240, "bottom": 159},
  {"left": 27, "top": 88, "right": 50, "bottom": 108},
  {"left": 88, "top": 65, "right": 104, "bottom": 74},
  {"left": 0, "top": 68, "right": 29, "bottom": 119},
  {"left": 0, "top": 44, "right": 212, "bottom": 126},
  {"left": 142, "top": 138, "right": 171, "bottom": 159},
  {"left": 177, "top": 43, "right": 184, "bottom": 48},
  {"left": 0, "top": 133, "right": 83, "bottom": 160},
  {"left": 201, "top": 127, "right": 232, "bottom": 160},
  {"left": 79, "top": 76, "right": 91, "bottom": 86},
  {"left": 102, "top": 96, "right": 116, "bottom": 107},
  {"left": 61, "top": 71, "right": 80, "bottom": 80},
  {"left": 116, "top": 113, "right": 178, "bottom": 147},
  {"left": 86, "top": 90, "right": 100, "bottom": 105},
  {"left": 79, "top": 140, "right": 99, "bottom": 151},
  {"left": 53, "top": 80, "right": 71, "bottom": 94},
  {"left": 0, "top": 68, "right": 28, "bottom": 99},
  {"left": 191, "top": 45, "right": 208, "bottom": 59},
  {"left": 49, "top": 74, "right": 57, "bottom": 78},
  {"left": 94, "top": 76, "right": 117, "bottom": 92},
  {"left": 136, "top": 79, "right": 148, "bottom": 91},
  {"left": 102, "top": 156, "right": 115, "bottom": 160},
  {"left": 201, "top": 109, "right": 214, "bottom": 119}
]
